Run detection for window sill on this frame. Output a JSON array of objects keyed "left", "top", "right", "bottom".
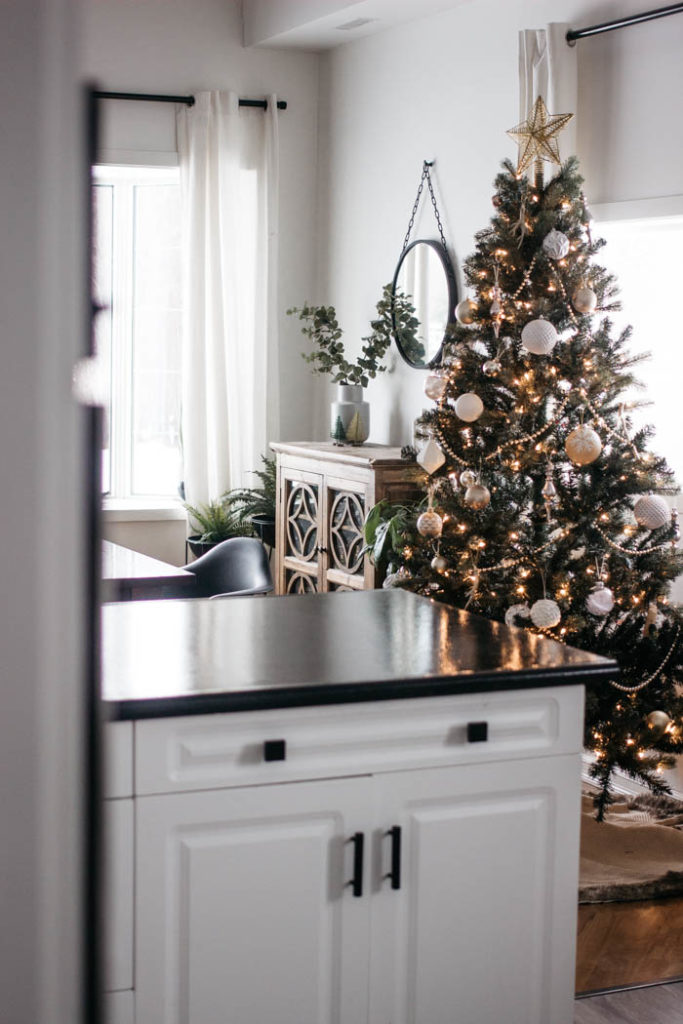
[{"left": 102, "top": 498, "right": 187, "bottom": 523}]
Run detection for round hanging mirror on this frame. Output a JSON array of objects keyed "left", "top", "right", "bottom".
[{"left": 391, "top": 239, "right": 457, "bottom": 369}]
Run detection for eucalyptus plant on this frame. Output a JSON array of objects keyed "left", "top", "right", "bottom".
[{"left": 287, "top": 284, "right": 418, "bottom": 388}]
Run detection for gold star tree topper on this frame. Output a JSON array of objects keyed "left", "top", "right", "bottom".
[{"left": 507, "top": 95, "right": 573, "bottom": 182}]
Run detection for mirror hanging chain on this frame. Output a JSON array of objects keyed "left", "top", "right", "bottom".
[{"left": 401, "top": 160, "right": 448, "bottom": 255}]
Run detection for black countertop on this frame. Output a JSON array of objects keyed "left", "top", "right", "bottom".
[{"left": 101, "top": 589, "right": 618, "bottom": 721}]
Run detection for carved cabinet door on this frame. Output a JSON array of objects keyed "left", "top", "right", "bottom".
[
  {"left": 278, "top": 467, "right": 324, "bottom": 594},
  {"left": 324, "top": 476, "right": 370, "bottom": 592}
]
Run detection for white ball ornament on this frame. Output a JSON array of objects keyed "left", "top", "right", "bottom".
[
  {"left": 542, "top": 229, "right": 570, "bottom": 260},
  {"left": 417, "top": 508, "right": 443, "bottom": 539},
  {"left": 572, "top": 285, "right": 598, "bottom": 314},
  {"left": 521, "top": 319, "right": 558, "bottom": 356},
  {"left": 586, "top": 582, "right": 615, "bottom": 617},
  {"left": 565, "top": 424, "right": 602, "bottom": 466},
  {"left": 424, "top": 373, "right": 447, "bottom": 402},
  {"left": 454, "top": 392, "right": 484, "bottom": 422},
  {"left": 455, "top": 298, "right": 477, "bottom": 325},
  {"left": 530, "top": 598, "right": 562, "bottom": 629},
  {"left": 464, "top": 483, "right": 491, "bottom": 510},
  {"left": 634, "top": 494, "right": 671, "bottom": 530}
]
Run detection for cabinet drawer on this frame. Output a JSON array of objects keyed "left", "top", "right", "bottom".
[{"left": 134, "top": 686, "right": 584, "bottom": 795}]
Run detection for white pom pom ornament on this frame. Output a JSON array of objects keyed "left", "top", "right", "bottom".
[
  {"left": 454, "top": 392, "right": 484, "bottom": 422},
  {"left": 530, "top": 598, "right": 562, "bottom": 629},
  {"left": 521, "top": 319, "right": 558, "bottom": 355},
  {"left": 542, "top": 229, "right": 570, "bottom": 260},
  {"left": 634, "top": 494, "right": 671, "bottom": 530},
  {"left": 455, "top": 298, "right": 477, "bottom": 325},
  {"left": 565, "top": 424, "right": 602, "bottom": 466},
  {"left": 505, "top": 604, "right": 530, "bottom": 627},
  {"left": 586, "top": 583, "right": 615, "bottom": 617}
]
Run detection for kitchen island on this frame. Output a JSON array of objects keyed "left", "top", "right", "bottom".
[{"left": 102, "top": 589, "right": 617, "bottom": 1024}]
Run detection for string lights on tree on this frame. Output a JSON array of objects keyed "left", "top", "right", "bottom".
[{"left": 366, "top": 98, "right": 683, "bottom": 818}]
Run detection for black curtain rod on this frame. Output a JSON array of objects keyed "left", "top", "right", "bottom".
[
  {"left": 567, "top": 2, "right": 683, "bottom": 43},
  {"left": 93, "top": 90, "right": 287, "bottom": 110}
]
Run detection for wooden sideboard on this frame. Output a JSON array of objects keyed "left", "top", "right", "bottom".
[{"left": 271, "top": 441, "right": 424, "bottom": 595}]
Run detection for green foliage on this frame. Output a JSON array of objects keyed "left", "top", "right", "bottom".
[
  {"left": 287, "top": 284, "right": 416, "bottom": 388},
  {"left": 224, "top": 455, "right": 277, "bottom": 521},
  {"left": 184, "top": 498, "right": 253, "bottom": 544},
  {"left": 364, "top": 500, "right": 420, "bottom": 571},
  {"left": 366, "top": 155, "right": 683, "bottom": 813}
]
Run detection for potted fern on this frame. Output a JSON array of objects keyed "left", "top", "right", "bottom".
[
  {"left": 223, "top": 455, "right": 277, "bottom": 548},
  {"left": 184, "top": 498, "right": 253, "bottom": 558}
]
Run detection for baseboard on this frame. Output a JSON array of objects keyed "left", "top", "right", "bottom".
[{"left": 581, "top": 753, "right": 683, "bottom": 801}]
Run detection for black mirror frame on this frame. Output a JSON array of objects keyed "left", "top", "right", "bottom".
[{"left": 391, "top": 238, "right": 458, "bottom": 370}]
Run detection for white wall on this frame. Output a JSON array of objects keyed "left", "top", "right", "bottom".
[
  {"left": 0, "top": 1, "right": 86, "bottom": 1021},
  {"left": 82, "top": 0, "right": 322, "bottom": 446},
  {"left": 318, "top": 0, "right": 683, "bottom": 444}
]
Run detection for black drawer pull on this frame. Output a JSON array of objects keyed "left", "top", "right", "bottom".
[
  {"left": 347, "top": 832, "right": 364, "bottom": 897},
  {"left": 384, "top": 826, "right": 402, "bottom": 890},
  {"left": 467, "top": 721, "right": 488, "bottom": 743},
  {"left": 263, "top": 739, "right": 287, "bottom": 761}
]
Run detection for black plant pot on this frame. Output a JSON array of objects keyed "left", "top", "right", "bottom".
[
  {"left": 187, "top": 536, "right": 218, "bottom": 559},
  {"left": 251, "top": 514, "right": 276, "bottom": 548}
]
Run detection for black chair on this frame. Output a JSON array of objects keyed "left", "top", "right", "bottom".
[{"left": 182, "top": 537, "right": 274, "bottom": 598}]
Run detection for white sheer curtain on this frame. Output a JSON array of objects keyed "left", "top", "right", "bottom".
[
  {"left": 518, "top": 24, "right": 578, "bottom": 157},
  {"left": 177, "top": 91, "right": 280, "bottom": 505}
]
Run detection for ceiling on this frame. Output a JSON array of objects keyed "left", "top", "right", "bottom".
[{"left": 242, "top": 0, "right": 475, "bottom": 50}]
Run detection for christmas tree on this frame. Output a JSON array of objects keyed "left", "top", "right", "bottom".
[{"left": 374, "top": 98, "right": 683, "bottom": 817}]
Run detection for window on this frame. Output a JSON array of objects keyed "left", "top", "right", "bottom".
[
  {"left": 594, "top": 203, "right": 683, "bottom": 483},
  {"left": 93, "top": 165, "right": 183, "bottom": 501}
]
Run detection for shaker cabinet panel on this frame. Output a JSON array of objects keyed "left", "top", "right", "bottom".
[
  {"left": 135, "top": 776, "right": 373, "bottom": 1024},
  {"left": 370, "top": 754, "right": 581, "bottom": 1024},
  {"left": 272, "top": 442, "right": 423, "bottom": 595}
]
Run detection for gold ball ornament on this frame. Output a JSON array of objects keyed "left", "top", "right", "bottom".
[
  {"left": 464, "top": 483, "right": 491, "bottom": 510},
  {"left": 454, "top": 392, "right": 484, "bottom": 422},
  {"left": 646, "top": 710, "right": 672, "bottom": 738},
  {"left": 565, "top": 424, "right": 602, "bottom": 466},
  {"left": 459, "top": 469, "right": 478, "bottom": 487},
  {"left": 521, "top": 318, "right": 558, "bottom": 355},
  {"left": 530, "top": 598, "right": 562, "bottom": 629},
  {"left": 431, "top": 553, "right": 448, "bottom": 572},
  {"left": 542, "top": 229, "right": 570, "bottom": 260},
  {"left": 455, "top": 298, "right": 477, "bottom": 325},
  {"left": 482, "top": 359, "right": 501, "bottom": 376},
  {"left": 572, "top": 285, "right": 598, "bottom": 314},
  {"left": 634, "top": 494, "right": 671, "bottom": 531},
  {"left": 417, "top": 508, "right": 443, "bottom": 539},
  {"left": 424, "top": 373, "right": 447, "bottom": 402}
]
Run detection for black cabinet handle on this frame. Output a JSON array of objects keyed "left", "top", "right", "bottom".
[
  {"left": 263, "top": 739, "right": 286, "bottom": 761},
  {"left": 384, "top": 826, "right": 402, "bottom": 890},
  {"left": 347, "top": 832, "right": 364, "bottom": 897},
  {"left": 467, "top": 721, "right": 488, "bottom": 743}
]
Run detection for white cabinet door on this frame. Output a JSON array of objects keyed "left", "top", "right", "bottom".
[
  {"left": 135, "top": 776, "right": 373, "bottom": 1024},
  {"left": 370, "top": 754, "right": 581, "bottom": 1024}
]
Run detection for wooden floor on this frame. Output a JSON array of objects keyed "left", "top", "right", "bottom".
[
  {"left": 576, "top": 896, "right": 683, "bottom": 992},
  {"left": 575, "top": 981, "right": 683, "bottom": 1022}
]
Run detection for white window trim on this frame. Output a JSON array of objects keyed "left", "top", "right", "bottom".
[{"left": 102, "top": 497, "right": 188, "bottom": 523}]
